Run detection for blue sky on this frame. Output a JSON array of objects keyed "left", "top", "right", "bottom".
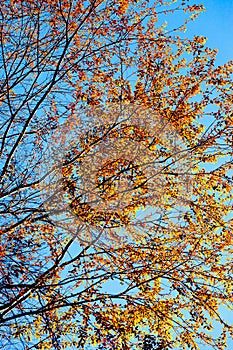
[{"left": 184, "top": 0, "right": 233, "bottom": 65}]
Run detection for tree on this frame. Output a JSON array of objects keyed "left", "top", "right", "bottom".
[{"left": 0, "top": 0, "right": 233, "bottom": 349}]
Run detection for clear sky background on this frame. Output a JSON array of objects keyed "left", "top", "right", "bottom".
[{"left": 184, "top": 0, "right": 233, "bottom": 65}]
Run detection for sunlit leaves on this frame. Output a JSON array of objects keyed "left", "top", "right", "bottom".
[{"left": 0, "top": 0, "right": 233, "bottom": 349}]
